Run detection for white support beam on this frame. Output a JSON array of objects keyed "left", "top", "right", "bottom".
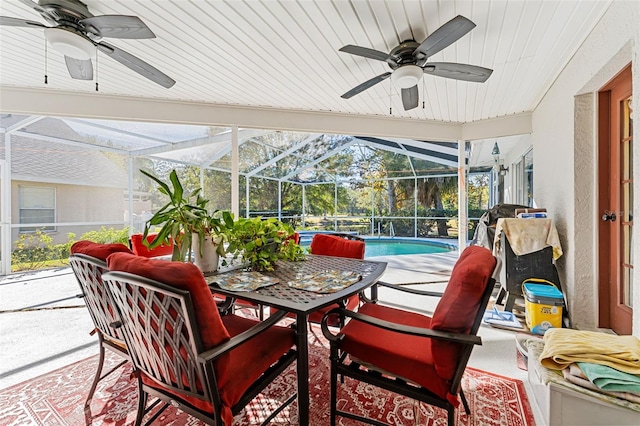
[
  {"left": 232, "top": 126, "right": 239, "bottom": 217},
  {"left": 280, "top": 140, "right": 356, "bottom": 181},
  {"left": 133, "top": 128, "right": 271, "bottom": 157},
  {"left": 458, "top": 140, "right": 468, "bottom": 253},
  {"left": 247, "top": 133, "right": 321, "bottom": 177},
  {"left": 12, "top": 130, "right": 127, "bottom": 154},
  {"left": 0, "top": 87, "right": 462, "bottom": 141},
  {"left": 1, "top": 134, "right": 11, "bottom": 275},
  {"left": 4, "top": 115, "right": 46, "bottom": 133},
  {"left": 65, "top": 118, "right": 173, "bottom": 145},
  {"left": 127, "top": 157, "right": 135, "bottom": 235},
  {"left": 461, "top": 113, "right": 532, "bottom": 141}
]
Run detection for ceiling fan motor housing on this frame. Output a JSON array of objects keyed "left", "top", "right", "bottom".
[
  {"left": 389, "top": 40, "right": 422, "bottom": 89},
  {"left": 39, "top": 0, "right": 93, "bottom": 28},
  {"left": 388, "top": 40, "right": 421, "bottom": 69}
]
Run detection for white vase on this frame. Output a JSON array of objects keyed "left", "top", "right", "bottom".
[{"left": 192, "top": 234, "right": 221, "bottom": 273}]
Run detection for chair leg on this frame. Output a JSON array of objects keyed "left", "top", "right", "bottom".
[
  {"left": 135, "top": 379, "right": 147, "bottom": 426},
  {"left": 447, "top": 406, "right": 455, "bottom": 426},
  {"left": 504, "top": 293, "right": 516, "bottom": 312},
  {"left": 496, "top": 286, "right": 506, "bottom": 304},
  {"left": 84, "top": 335, "right": 106, "bottom": 412},
  {"left": 329, "top": 349, "right": 339, "bottom": 426},
  {"left": 460, "top": 389, "right": 471, "bottom": 415}
]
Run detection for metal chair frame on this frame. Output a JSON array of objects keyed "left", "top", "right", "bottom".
[
  {"left": 321, "top": 262, "right": 497, "bottom": 426},
  {"left": 69, "top": 254, "right": 129, "bottom": 412},
  {"left": 103, "top": 270, "right": 297, "bottom": 426}
]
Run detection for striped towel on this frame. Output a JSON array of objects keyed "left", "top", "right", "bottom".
[{"left": 539, "top": 328, "right": 640, "bottom": 374}]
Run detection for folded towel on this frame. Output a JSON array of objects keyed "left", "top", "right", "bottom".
[
  {"left": 578, "top": 362, "right": 640, "bottom": 393},
  {"left": 563, "top": 365, "right": 640, "bottom": 404},
  {"left": 540, "top": 328, "right": 640, "bottom": 374}
]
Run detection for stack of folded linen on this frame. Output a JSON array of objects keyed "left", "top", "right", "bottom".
[
  {"left": 540, "top": 328, "right": 640, "bottom": 402},
  {"left": 562, "top": 363, "right": 640, "bottom": 403}
]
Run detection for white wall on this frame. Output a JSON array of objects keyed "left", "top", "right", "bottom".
[{"left": 532, "top": 1, "right": 640, "bottom": 334}]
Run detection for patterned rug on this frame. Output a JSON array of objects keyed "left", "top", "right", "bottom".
[{"left": 0, "top": 330, "right": 535, "bottom": 425}]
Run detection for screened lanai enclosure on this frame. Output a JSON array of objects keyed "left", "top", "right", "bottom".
[{"left": 0, "top": 113, "right": 528, "bottom": 274}]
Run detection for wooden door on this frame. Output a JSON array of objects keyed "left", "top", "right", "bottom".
[{"left": 598, "top": 65, "right": 633, "bottom": 335}]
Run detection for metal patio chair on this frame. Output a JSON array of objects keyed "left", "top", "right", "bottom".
[
  {"left": 69, "top": 240, "right": 133, "bottom": 412},
  {"left": 103, "top": 252, "right": 298, "bottom": 426},
  {"left": 321, "top": 245, "right": 498, "bottom": 426}
]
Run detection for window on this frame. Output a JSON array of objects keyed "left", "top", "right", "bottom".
[
  {"left": 19, "top": 186, "right": 56, "bottom": 232},
  {"left": 514, "top": 148, "right": 533, "bottom": 206}
]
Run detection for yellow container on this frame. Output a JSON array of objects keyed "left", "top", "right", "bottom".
[{"left": 523, "top": 282, "right": 564, "bottom": 335}]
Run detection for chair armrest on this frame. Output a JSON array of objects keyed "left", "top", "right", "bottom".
[
  {"left": 376, "top": 280, "right": 445, "bottom": 298},
  {"left": 361, "top": 280, "right": 445, "bottom": 303},
  {"left": 197, "top": 310, "right": 290, "bottom": 363},
  {"left": 361, "top": 280, "right": 443, "bottom": 304},
  {"left": 213, "top": 295, "right": 235, "bottom": 315},
  {"left": 321, "top": 307, "right": 481, "bottom": 346}
]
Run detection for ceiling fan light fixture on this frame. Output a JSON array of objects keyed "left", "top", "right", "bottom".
[
  {"left": 391, "top": 64, "right": 423, "bottom": 89},
  {"left": 44, "top": 28, "right": 94, "bottom": 60}
]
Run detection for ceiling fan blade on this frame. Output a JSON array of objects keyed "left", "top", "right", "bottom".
[
  {"left": 17, "top": 0, "right": 48, "bottom": 15},
  {"left": 401, "top": 85, "right": 419, "bottom": 111},
  {"left": 0, "top": 16, "right": 46, "bottom": 28},
  {"left": 97, "top": 41, "right": 175, "bottom": 88},
  {"left": 64, "top": 56, "right": 93, "bottom": 80},
  {"left": 341, "top": 72, "right": 392, "bottom": 99},
  {"left": 81, "top": 15, "right": 156, "bottom": 39},
  {"left": 424, "top": 62, "right": 493, "bottom": 83},
  {"left": 414, "top": 15, "right": 475, "bottom": 65},
  {"left": 339, "top": 45, "right": 394, "bottom": 64}
]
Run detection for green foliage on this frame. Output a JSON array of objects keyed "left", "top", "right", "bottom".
[
  {"left": 141, "top": 168, "right": 224, "bottom": 261},
  {"left": 224, "top": 216, "right": 305, "bottom": 272},
  {"left": 78, "top": 227, "right": 129, "bottom": 244},
  {"left": 11, "top": 227, "right": 129, "bottom": 271},
  {"left": 12, "top": 230, "right": 53, "bottom": 270}
]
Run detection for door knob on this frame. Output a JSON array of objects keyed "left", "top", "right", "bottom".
[{"left": 602, "top": 212, "right": 617, "bottom": 222}]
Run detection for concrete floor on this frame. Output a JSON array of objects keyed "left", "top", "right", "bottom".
[{"left": 0, "top": 251, "right": 543, "bottom": 424}]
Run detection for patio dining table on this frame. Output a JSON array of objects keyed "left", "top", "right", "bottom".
[{"left": 205, "top": 254, "right": 387, "bottom": 426}]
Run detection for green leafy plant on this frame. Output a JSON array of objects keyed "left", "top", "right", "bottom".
[
  {"left": 224, "top": 216, "right": 305, "bottom": 272},
  {"left": 141, "top": 169, "right": 225, "bottom": 261}
]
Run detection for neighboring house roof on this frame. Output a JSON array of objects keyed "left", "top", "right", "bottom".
[{"left": 0, "top": 117, "right": 128, "bottom": 188}]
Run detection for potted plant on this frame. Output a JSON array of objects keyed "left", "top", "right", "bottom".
[
  {"left": 223, "top": 216, "right": 305, "bottom": 272},
  {"left": 190, "top": 210, "right": 227, "bottom": 273},
  {"left": 141, "top": 169, "right": 226, "bottom": 271}
]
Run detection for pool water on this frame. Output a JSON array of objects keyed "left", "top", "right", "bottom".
[
  {"left": 301, "top": 238, "right": 454, "bottom": 258},
  {"left": 362, "top": 239, "right": 454, "bottom": 257}
]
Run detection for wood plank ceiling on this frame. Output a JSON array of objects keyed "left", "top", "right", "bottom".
[{"left": 0, "top": 0, "right": 610, "bottom": 123}]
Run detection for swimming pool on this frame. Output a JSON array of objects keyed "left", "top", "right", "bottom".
[{"left": 301, "top": 237, "right": 455, "bottom": 258}]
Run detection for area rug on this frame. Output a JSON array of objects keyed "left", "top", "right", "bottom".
[{"left": 0, "top": 330, "right": 535, "bottom": 425}]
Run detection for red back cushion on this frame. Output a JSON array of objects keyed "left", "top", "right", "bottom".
[
  {"left": 130, "top": 233, "right": 173, "bottom": 257},
  {"left": 310, "top": 234, "right": 365, "bottom": 259},
  {"left": 106, "top": 252, "right": 232, "bottom": 385},
  {"left": 430, "top": 246, "right": 496, "bottom": 379},
  {"left": 71, "top": 240, "right": 132, "bottom": 260}
]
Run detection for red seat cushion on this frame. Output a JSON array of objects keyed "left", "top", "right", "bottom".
[
  {"left": 71, "top": 240, "right": 132, "bottom": 260},
  {"left": 130, "top": 233, "right": 173, "bottom": 257},
  {"left": 339, "top": 303, "right": 449, "bottom": 399},
  {"left": 430, "top": 246, "right": 496, "bottom": 379},
  {"left": 310, "top": 234, "right": 365, "bottom": 259},
  {"left": 142, "top": 315, "right": 295, "bottom": 425},
  {"left": 105, "top": 253, "right": 232, "bottom": 384}
]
